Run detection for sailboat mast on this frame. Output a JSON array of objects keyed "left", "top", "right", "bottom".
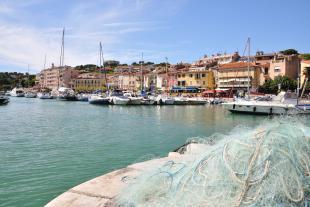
[
  {"left": 165, "top": 57, "right": 168, "bottom": 91},
  {"left": 43, "top": 54, "right": 47, "bottom": 69},
  {"left": 27, "top": 64, "right": 30, "bottom": 88},
  {"left": 141, "top": 52, "right": 143, "bottom": 92},
  {"left": 58, "top": 27, "right": 65, "bottom": 88},
  {"left": 59, "top": 28, "right": 65, "bottom": 67},
  {"left": 247, "top": 37, "right": 250, "bottom": 97},
  {"left": 100, "top": 42, "right": 107, "bottom": 89}
]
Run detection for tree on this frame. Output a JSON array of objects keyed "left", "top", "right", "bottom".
[
  {"left": 301, "top": 53, "right": 310, "bottom": 60},
  {"left": 258, "top": 76, "right": 297, "bottom": 94},
  {"left": 280, "top": 49, "right": 299, "bottom": 55}
]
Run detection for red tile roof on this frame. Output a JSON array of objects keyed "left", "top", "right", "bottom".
[
  {"left": 302, "top": 60, "right": 310, "bottom": 64},
  {"left": 219, "top": 62, "right": 258, "bottom": 70}
]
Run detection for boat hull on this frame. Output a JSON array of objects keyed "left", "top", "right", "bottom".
[
  {"left": 127, "top": 98, "right": 142, "bottom": 105},
  {"left": 141, "top": 99, "right": 155, "bottom": 105},
  {"left": 25, "top": 93, "right": 37, "bottom": 98},
  {"left": 89, "top": 98, "right": 110, "bottom": 105},
  {"left": 57, "top": 95, "right": 77, "bottom": 101},
  {"left": 187, "top": 98, "right": 207, "bottom": 105},
  {"left": 223, "top": 103, "right": 300, "bottom": 115},
  {"left": 112, "top": 97, "right": 129, "bottom": 105}
]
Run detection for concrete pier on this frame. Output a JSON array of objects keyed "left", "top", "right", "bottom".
[{"left": 45, "top": 143, "right": 205, "bottom": 207}]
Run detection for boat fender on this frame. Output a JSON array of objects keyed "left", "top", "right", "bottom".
[
  {"left": 233, "top": 104, "right": 235, "bottom": 109},
  {"left": 253, "top": 106, "right": 256, "bottom": 112},
  {"left": 269, "top": 107, "right": 273, "bottom": 115}
]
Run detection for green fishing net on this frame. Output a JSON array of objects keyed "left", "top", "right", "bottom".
[{"left": 116, "top": 117, "right": 310, "bottom": 207}]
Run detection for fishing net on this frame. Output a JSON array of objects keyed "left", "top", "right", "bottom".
[{"left": 115, "top": 117, "right": 310, "bottom": 207}]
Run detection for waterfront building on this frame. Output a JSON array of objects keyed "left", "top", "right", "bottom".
[
  {"left": 37, "top": 64, "right": 80, "bottom": 90},
  {"left": 72, "top": 73, "right": 106, "bottom": 92},
  {"left": 193, "top": 52, "right": 240, "bottom": 66},
  {"left": 300, "top": 60, "right": 310, "bottom": 87},
  {"left": 155, "top": 71, "right": 178, "bottom": 92},
  {"left": 269, "top": 54, "right": 299, "bottom": 80},
  {"left": 118, "top": 72, "right": 141, "bottom": 91},
  {"left": 176, "top": 68, "right": 215, "bottom": 89},
  {"left": 254, "top": 51, "right": 299, "bottom": 80},
  {"left": 217, "top": 62, "right": 262, "bottom": 91}
]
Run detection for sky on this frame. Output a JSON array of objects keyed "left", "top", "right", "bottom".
[{"left": 0, "top": 0, "right": 309, "bottom": 73}]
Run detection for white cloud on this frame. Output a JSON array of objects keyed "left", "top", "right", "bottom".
[{"left": 0, "top": 0, "right": 189, "bottom": 72}]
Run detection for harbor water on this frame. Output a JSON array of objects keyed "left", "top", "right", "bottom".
[{"left": 1, "top": 97, "right": 268, "bottom": 207}]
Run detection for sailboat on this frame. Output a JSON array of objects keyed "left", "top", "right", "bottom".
[
  {"left": 54, "top": 28, "right": 77, "bottom": 101},
  {"left": 25, "top": 64, "right": 37, "bottom": 98}
]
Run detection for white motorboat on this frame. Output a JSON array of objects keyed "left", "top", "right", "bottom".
[
  {"left": 89, "top": 94, "right": 110, "bottom": 104},
  {"left": 5, "top": 91, "right": 11, "bottom": 96},
  {"left": 141, "top": 97, "right": 155, "bottom": 105},
  {"left": 0, "top": 96, "right": 9, "bottom": 105},
  {"left": 161, "top": 96, "right": 174, "bottom": 105},
  {"left": 76, "top": 93, "right": 90, "bottom": 102},
  {"left": 112, "top": 96, "right": 130, "bottom": 105},
  {"left": 222, "top": 91, "right": 305, "bottom": 115},
  {"left": 25, "top": 91, "right": 37, "bottom": 98},
  {"left": 155, "top": 95, "right": 174, "bottom": 105},
  {"left": 37, "top": 92, "right": 53, "bottom": 99},
  {"left": 10, "top": 87, "right": 24, "bottom": 97},
  {"left": 173, "top": 96, "right": 188, "bottom": 105},
  {"left": 123, "top": 92, "right": 142, "bottom": 105},
  {"left": 109, "top": 90, "right": 130, "bottom": 105},
  {"left": 56, "top": 87, "right": 76, "bottom": 101}
]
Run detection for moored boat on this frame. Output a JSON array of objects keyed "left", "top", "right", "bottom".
[
  {"left": 223, "top": 91, "right": 304, "bottom": 115},
  {"left": 123, "top": 92, "right": 142, "bottom": 105},
  {"left": 141, "top": 97, "right": 155, "bottom": 105},
  {"left": 10, "top": 87, "right": 24, "bottom": 97},
  {"left": 56, "top": 87, "right": 76, "bottom": 101},
  {"left": 76, "top": 93, "right": 90, "bottom": 102},
  {"left": 173, "top": 96, "right": 188, "bottom": 105},
  {"left": 109, "top": 90, "right": 130, "bottom": 105},
  {"left": 187, "top": 97, "right": 208, "bottom": 105},
  {"left": 112, "top": 96, "right": 130, "bottom": 105},
  {"left": 25, "top": 91, "right": 37, "bottom": 98},
  {"left": 89, "top": 94, "right": 110, "bottom": 105},
  {"left": 5, "top": 91, "right": 11, "bottom": 96},
  {"left": 37, "top": 92, "right": 53, "bottom": 99},
  {"left": 0, "top": 96, "right": 9, "bottom": 105}
]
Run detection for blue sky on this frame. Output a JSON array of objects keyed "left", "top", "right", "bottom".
[{"left": 0, "top": 0, "right": 309, "bottom": 73}]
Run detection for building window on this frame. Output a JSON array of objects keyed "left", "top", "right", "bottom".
[
  {"left": 274, "top": 67, "right": 281, "bottom": 73},
  {"left": 182, "top": 74, "right": 185, "bottom": 78},
  {"left": 203, "top": 81, "right": 206, "bottom": 85},
  {"left": 178, "top": 74, "right": 181, "bottom": 78},
  {"left": 202, "top": 74, "right": 206, "bottom": 77},
  {"left": 189, "top": 74, "right": 193, "bottom": 77}
]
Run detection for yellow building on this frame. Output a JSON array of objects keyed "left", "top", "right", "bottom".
[
  {"left": 218, "top": 62, "right": 262, "bottom": 91},
  {"left": 176, "top": 69, "right": 215, "bottom": 89},
  {"left": 72, "top": 73, "right": 106, "bottom": 92}
]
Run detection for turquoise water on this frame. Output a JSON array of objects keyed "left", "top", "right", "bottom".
[{"left": 0, "top": 98, "right": 266, "bottom": 207}]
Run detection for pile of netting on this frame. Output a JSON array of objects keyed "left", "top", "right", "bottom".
[{"left": 115, "top": 117, "right": 310, "bottom": 207}]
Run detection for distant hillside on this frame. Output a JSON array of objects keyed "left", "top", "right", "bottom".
[{"left": 0, "top": 72, "right": 36, "bottom": 90}]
